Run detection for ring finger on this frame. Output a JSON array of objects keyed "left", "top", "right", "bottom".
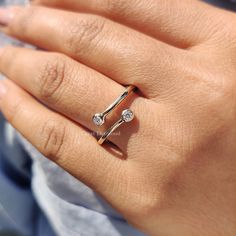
[{"left": 0, "top": 46, "right": 158, "bottom": 152}]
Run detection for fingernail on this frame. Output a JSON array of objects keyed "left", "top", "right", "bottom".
[
  {"left": 0, "top": 81, "right": 7, "bottom": 101},
  {"left": 0, "top": 7, "right": 15, "bottom": 26}
]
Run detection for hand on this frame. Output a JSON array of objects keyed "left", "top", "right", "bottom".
[{"left": 0, "top": 1, "right": 236, "bottom": 235}]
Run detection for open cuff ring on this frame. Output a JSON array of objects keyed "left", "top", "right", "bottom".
[
  {"left": 92, "top": 85, "right": 136, "bottom": 126},
  {"left": 92, "top": 85, "right": 136, "bottom": 145}
]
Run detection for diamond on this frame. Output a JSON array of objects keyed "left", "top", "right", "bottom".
[
  {"left": 122, "top": 109, "right": 134, "bottom": 122},
  {"left": 93, "top": 114, "right": 104, "bottom": 126}
]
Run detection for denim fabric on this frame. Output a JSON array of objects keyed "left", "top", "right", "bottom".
[
  {"left": 0, "top": 113, "right": 57, "bottom": 236},
  {"left": 0, "top": 0, "right": 235, "bottom": 236}
]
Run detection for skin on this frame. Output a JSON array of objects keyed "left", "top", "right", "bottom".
[{"left": 0, "top": 0, "right": 236, "bottom": 235}]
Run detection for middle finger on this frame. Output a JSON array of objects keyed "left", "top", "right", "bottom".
[{"left": 0, "top": 6, "right": 184, "bottom": 99}]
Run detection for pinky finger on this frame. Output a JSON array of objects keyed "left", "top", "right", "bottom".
[{"left": 0, "top": 79, "right": 123, "bottom": 197}]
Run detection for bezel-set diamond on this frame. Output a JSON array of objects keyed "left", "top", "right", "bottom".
[
  {"left": 92, "top": 113, "right": 105, "bottom": 126},
  {"left": 122, "top": 109, "right": 134, "bottom": 123},
  {"left": 92, "top": 85, "right": 136, "bottom": 144}
]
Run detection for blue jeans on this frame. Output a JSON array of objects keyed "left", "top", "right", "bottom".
[{"left": 0, "top": 89, "right": 56, "bottom": 236}]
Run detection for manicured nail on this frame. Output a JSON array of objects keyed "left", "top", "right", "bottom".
[
  {"left": 0, "top": 81, "right": 7, "bottom": 101},
  {"left": 0, "top": 8, "right": 15, "bottom": 26}
]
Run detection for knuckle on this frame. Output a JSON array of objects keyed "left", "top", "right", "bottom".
[
  {"left": 40, "top": 119, "right": 66, "bottom": 160},
  {"left": 66, "top": 16, "right": 106, "bottom": 56},
  {"left": 38, "top": 54, "right": 67, "bottom": 100}
]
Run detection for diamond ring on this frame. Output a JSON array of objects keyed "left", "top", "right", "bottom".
[
  {"left": 92, "top": 85, "right": 136, "bottom": 126},
  {"left": 98, "top": 109, "right": 134, "bottom": 145}
]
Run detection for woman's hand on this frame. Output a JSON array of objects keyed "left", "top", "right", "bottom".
[{"left": 0, "top": 0, "right": 236, "bottom": 235}]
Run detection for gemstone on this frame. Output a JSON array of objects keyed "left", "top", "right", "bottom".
[
  {"left": 93, "top": 114, "right": 104, "bottom": 126},
  {"left": 122, "top": 109, "right": 134, "bottom": 122}
]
